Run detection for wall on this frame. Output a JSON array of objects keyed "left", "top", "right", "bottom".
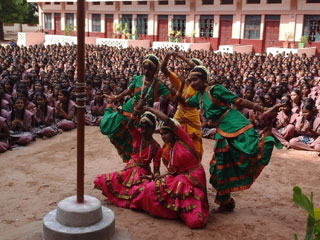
[{"left": 3, "top": 24, "right": 39, "bottom": 34}]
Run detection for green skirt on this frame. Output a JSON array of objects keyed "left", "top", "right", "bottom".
[
  {"left": 100, "top": 107, "right": 132, "bottom": 162},
  {"left": 209, "top": 127, "right": 281, "bottom": 200}
]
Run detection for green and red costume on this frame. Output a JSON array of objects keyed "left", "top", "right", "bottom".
[
  {"left": 187, "top": 85, "right": 281, "bottom": 204},
  {"left": 100, "top": 75, "right": 171, "bottom": 162}
]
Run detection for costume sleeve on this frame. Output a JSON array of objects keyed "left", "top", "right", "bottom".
[
  {"left": 168, "top": 70, "right": 181, "bottom": 90},
  {"left": 212, "top": 85, "right": 239, "bottom": 104},
  {"left": 158, "top": 81, "right": 172, "bottom": 98},
  {"left": 128, "top": 76, "right": 138, "bottom": 92},
  {"left": 174, "top": 125, "right": 195, "bottom": 149},
  {"left": 153, "top": 144, "right": 162, "bottom": 168},
  {"left": 186, "top": 92, "right": 200, "bottom": 108}
]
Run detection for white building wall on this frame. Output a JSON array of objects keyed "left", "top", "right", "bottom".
[
  {"left": 3, "top": 24, "right": 39, "bottom": 34},
  {"left": 232, "top": 14, "right": 242, "bottom": 39},
  {"left": 279, "top": 14, "right": 296, "bottom": 41}
]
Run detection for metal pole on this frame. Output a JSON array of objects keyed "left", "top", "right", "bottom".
[{"left": 76, "top": 0, "right": 85, "bottom": 203}]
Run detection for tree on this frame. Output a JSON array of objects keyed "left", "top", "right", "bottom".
[{"left": 0, "top": 0, "right": 38, "bottom": 41}]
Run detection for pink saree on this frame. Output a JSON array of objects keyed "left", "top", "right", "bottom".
[
  {"left": 140, "top": 126, "right": 209, "bottom": 229},
  {"left": 94, "top": 127, "right": 162, "bottom": 209}
]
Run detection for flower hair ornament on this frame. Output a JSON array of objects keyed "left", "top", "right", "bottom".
[
  {"left": 190, "top": 65, "right": 210, "bottom": 83},
  {"left": 142, "top": 54, "right": 160, "bottom": 71},
  {"left": 139, "top": 111, "right": 156, "bottom": 128},
  {"left": 159, "top": 118, "right": 180, "bottom": 131}
]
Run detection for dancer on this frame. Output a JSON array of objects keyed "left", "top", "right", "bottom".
[
  {"left": 175, "top": 65, "right": 283, "bottom": 212},
  {"left": 161, "top": 51, "right": 203, "bottom": 159},
  {"left": 140, "top": 106, "right": 209, "bottom": 229},
  {"left": 100, "top": 54, "right": 172, "bottom": 162},
  {"left": 94, "top": 108, "right": 162, "bottom": 209}
]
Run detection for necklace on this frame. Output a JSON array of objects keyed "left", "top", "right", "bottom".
[
  {"left": 199, "top": 93, "right": 205, "bottom": 115},
  {"left": 168, "top": 143, "right": 177, "bottom": 174},
  {"left": 139, "top": 138, "right": 151, "bottom": 161},
  {"left": 140, "top": 75, "right": 145, "bottom": 98}
]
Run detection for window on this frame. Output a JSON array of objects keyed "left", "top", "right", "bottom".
[
  {"left": 202, "top": 0, "right": 214, "bottom": 4},
  {"left": 105, "top": 2, "right": 113, "bottom": 5},
  {"left": 200, "top": 15, "right": 214, "bottom": 37},
  {"left": 121, "top": 14, "right": 133, "bottom": 33},
  {"left": 92, "top": 14, "right": 101, "bottom": 32},
  {"left": 175, "top": 0, "right": 186, "bottom": 4},
  {"left": 158, "top": 1, "right": 169, "bottom": 5},
  {"left": 44, "top": 13, "right": 52, "bottom": 29},
  {"left": 138, "top": 1, "right": 148, "bottom": 4},
  {"left": 65, "top": 13, "right": 74, "bottom": 28},
  {"left": 44, "top": 2, "right": 51, "bottom": 5},
  {"left": 221, "top": 0, "right": 233, "bottom": 4},
  {"left": 303, "top": 15, "right": 320, "bottom": 42},
  {"left": 306, "top": 0, "right": 320, "bottom": 2},
  {"left": 54, "top": 2, "right": 60, "bottom": 5},
  {"left": 66, "top": 2, "right": 73, "bottom": 5},
  {"left": 172, "top": 15, "right": 186, "bottom": 36},
  {"left": 267, "top": 0, "right": 282, "bottom": 3},
  {"left": 247, "top": 0, "right": 260, "bottom": 3},
  {"left": 244, "top": 15, "right": 261, "bottom": 39},
  {"left": 136, "top": 14, "right": 148, "bottom": 35},
  {"left": 92, "top": 2, "right": 100, "bottom": 5},
  {"left": 123, "top": 1, "right": 132, "bottom": 5}
]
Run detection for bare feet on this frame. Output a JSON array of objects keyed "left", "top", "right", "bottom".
[{"left": 211, "top": 198, "right": 235, "bottom": 213}]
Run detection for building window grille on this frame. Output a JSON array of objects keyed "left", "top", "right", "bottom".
[
  {"left": 200, "top": 15, "right": 214, "bottom": 37},
  {"left": 44, "top": 13, "right": 52, "bottom": 29},
  {"left": 137, "top": 14, "right": 148, "bottom": 35},
  {"left": 303, "top": 15, "right": 320, "bottom": 42},
  {"left": 172, "top": 15, "right": 186, "bottom": 36},
  {"left": 244, "top": 15, "right": 261, "bottom": 39},
  {"left": 65, "top": 13, "right": 74, "bottom": 28},
  {"left": 92, "top": 14, "right": 101, "bottom": 32},
  {"left": 121, "top": 14, "right": 133, "bottom": 33}
]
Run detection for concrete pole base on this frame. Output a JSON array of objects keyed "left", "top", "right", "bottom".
[{"left": 43, "top": 195, "right": 115, "bottom": 240}]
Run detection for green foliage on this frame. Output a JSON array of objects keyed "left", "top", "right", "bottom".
[
  {"left": 122, "top": 23, "right": 129, "bottom": 34},
  {"left": 293, "top": 186, "right": 320, "bottom": 240},
  {"left": 64, "top": 24, "right": 74, "bottom": 36},
  {"left": 0, "top": 0, "right": 38, "bottom": 24},
  {"left": 133, "top": 28, "right": 138, "bottom": 36},
  {"left": 300, "top": 36, "right": 308, "bottom": 44}
]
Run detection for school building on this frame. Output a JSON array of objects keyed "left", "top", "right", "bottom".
[{"left": 27, "top": 0, "right": 320, "bottom": 54}]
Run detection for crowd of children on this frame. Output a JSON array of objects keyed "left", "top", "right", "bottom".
[{"left": 0, "top": 44, "right": 320, "bottom": 155}]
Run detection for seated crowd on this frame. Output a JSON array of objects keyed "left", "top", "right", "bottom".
[{"left": 0, "top": 44, "right": 319, "bottom": 154}]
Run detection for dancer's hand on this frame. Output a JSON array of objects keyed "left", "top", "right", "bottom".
[
  {"left": 262, "top": 103, "right": 284, "bottom": 126},
  {"left": 103, "top": 94, "right": 118, "bottom": 102}
]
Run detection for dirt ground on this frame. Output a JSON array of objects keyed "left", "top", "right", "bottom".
[{"left": 0, "top": 126, "right": 319, "bottom": 240}]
